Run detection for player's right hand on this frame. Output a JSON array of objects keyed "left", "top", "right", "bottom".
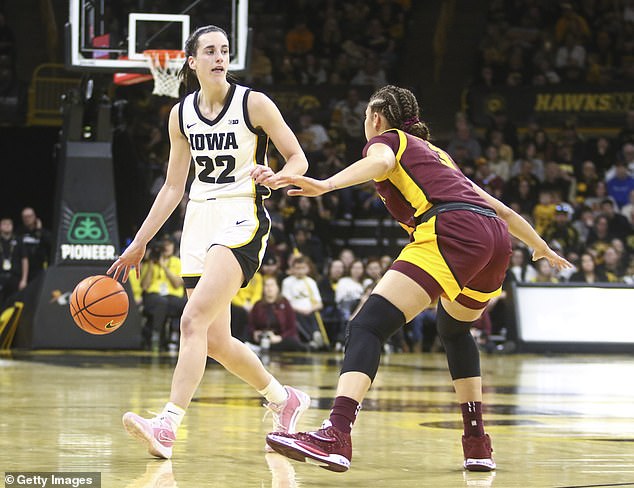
[
  {"left": 532, "top": 246, "right": 573, "bottom": 271},
  {"left": 107, "top": 240, "right": 146, "bottom": 282},
  {"left": 276, "top": 175, "right": 330, "bottom": 197}
]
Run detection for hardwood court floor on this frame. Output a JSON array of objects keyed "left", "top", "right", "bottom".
[{"left": 2, "top": 350, "right": 634, "bottom": 488}]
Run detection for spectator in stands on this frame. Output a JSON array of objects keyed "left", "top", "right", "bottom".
[
  {"left": 572, "top": 205, "right": 595, "bottom": 244},
  {"left": 248, "top": 276, "right": 307, "bottom": 352},
  {"left": 600, "top": 199, "right": 632, "bottom": 241},
  {"left": 503, "top": 160, "right": 541, "bottom": 211},
  {"left": 531, "top": 259, "right": 559, "bottom": 283},
  {"left": 364, "top": 258, "right": 383, "bottom": 288},
  {"left": 586, "top": 30, "right": 617, "bottom": 85},
  {"left": 246, "top": 47, "right": 273, "bottom": 85},
  {"left": 509, "top": 247, "right": 537, "bottom": 283},
  {"left": 0, "top": 217, "right": 27, "bottom": 307},
  {"left": 293, "top": 222, "right": 325, "bottom": 271},
  {"left": 260, "top": 252, "right": 283, "bottom": 282},
  {"left": 541, "top": 161, "right": 573, "bottom": 203},
  {"left": 139, "top": 235, "right": 186, "bottom": 351},
  {"left": 447, "top": 117, "right": 482, "bottom": 163},
  {"left": 543, "top": 203, "right": 580, "bottom": 255},
  {"left": 585, "top": 136, "right": 615, "bottom": 177},
  {"left": 532, "top": 190, "right": 557, "bottom": 236},
  {"left": 335, "top": 259, "right": 366, "bottom": 323},
  {"left": 569, "top": 251, "right": 609, "bottom": 283},
  {"left": 621, "top": 189, "right": 634, "bottom": 224},
  {"left": 554, "top": 3, "right": 591, "bottom": 43},
  {"left": 350, "top": 56, "right": 387, "bottom": 90},
  {"left": 483, "top": 145, "right": 510, "bottom": 182},
  {"left": 586, "top": 214, "right": 613, "bottom": 257},
  {"left": 555, "top": 32, "right": 586, "bottom": 82},
  {"left": 296, "top": 112, "right": 330, "bottom": 156},
  {"left": 281, "top": 255, "right": 324, "bottom": 347},
  {"left": 377, "top": 254, "right": 391, "bottom": 272},
  {"left": 474, "top": 158, "right": 505, "bottom": 199},
  {"left": 599, "top": 245, "right": 626, "bottom": 282},
  {"left": 511, "top": 141, "right": 544, "bottom": 181},
  {"left": 318, "top": 258, "right": 345, "bottom": 348},
  {"left": 486, "top": 110, "right": 519, "bottom": 154},
  {"left": 17, "top": 207, "right": 51, "bottom": 283},
  {"left": 607, "top": 161, "right": 634, "bottom": 209},
  {"left": 231, "top": 272, "right": 263, "bottom": 343},
  {"left": 574, "top": 160, "right": 600, "bottom": 203},
  {"left": 584, "top": 180, "right": 618, "bottom": 213},
  {"left": 509, "top": 247, "right": 537, "bottom": 282},
  {"left": 331, "top": 88, "right": 368, "bottom": 162},
  {"left": 285, "top": 19, "right": 315, "bottom": 55},
  {"left": 299, "top": 53, "right": 327, "bottom": 85},
  {"left": 338, "top": 248, "right": 356, "bottom": 273},
  {"left": 488, "top": 129, "right": 514, "bottom": 170},
  {"left": 532, "top": 129, "right": 556, "bottom": 163},
  {"left": 320, "top": 6, "right": 342, "bottom": 57}
]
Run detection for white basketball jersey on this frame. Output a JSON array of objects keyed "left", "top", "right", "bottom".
[{"left": 179, "top": 84, "right": 270, "bottom": 200}]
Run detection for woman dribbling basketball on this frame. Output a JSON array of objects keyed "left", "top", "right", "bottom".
[{"left": 108, "top": 25, "right": 310, "bottom": 459}]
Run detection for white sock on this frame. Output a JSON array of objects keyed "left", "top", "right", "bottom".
[
  {"left": 258, "top": 378, "right": 288, "bottom": 404},
  {"left": 161, "top": 402, "right": 186, "bottom": 430}
]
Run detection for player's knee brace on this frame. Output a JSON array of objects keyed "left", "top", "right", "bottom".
[
  {"left": 436, "top": 301, "right": 481, "bottom": 380},
  {"left": 340, "top": 294, "right": 405, "bottom": 381}
]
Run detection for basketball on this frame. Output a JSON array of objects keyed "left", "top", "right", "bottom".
[{"left": 69, "top": 275, "right": 129, "bottom": 335}]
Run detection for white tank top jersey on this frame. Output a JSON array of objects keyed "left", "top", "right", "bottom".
[{"left": 179, "top": 84, "right": 270, "bottom": 201}]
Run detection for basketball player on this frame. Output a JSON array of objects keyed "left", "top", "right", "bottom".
[
  {"left": 266, "top": 85, "right": 572, "bottom": 472},
  {"left": 108, "top": 26, "right": 310, "bottom": 459}
]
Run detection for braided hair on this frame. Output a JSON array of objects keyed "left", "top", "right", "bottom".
[
  {"left": 368, "top": 85, "right": 431, "bottom": 140},
  {"left": 178, "top": 25, "right": 229, "bottom": 92}
]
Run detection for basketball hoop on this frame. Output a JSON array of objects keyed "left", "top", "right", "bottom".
[{"left": 143, "top": 49, "right": 186, "bottom": 98}]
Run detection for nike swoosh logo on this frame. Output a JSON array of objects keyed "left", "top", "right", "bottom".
[
  {"left": 186, "top": 122, "right": 197, "bottom": 128},
  {"left": 236, "top": 219, "right": 248, "bottom": 225},
  {"left": 104, "top": 321, "right": 118, "bottom": 329}
]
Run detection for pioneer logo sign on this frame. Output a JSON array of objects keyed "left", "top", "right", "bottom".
[{"left": 60, "top": 212, "right": 116, "bottom": 261}]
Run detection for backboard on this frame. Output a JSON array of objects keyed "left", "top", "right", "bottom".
[{"left": 66, "top": 0, "right": 249, "bottom": 73}]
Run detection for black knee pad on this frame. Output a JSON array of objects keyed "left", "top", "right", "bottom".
[
  {"left": 340, "top": 294, "right": 405, "bottom": 381},
  {"left": 436, "top": 301, "right": 481, "bottom": 380}
]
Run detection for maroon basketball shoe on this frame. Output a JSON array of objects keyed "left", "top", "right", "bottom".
[
  {"left": 266, "top": 420, "right": 352, "bottom": 472},
  {"left": 462, "top": 433, "right": 496, "bottom": 471}
]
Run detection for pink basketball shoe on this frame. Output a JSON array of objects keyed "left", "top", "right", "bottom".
[
  {"left": 122, "top": 412, "right": 176, "bottom": 459},
  {"left": 264, "top": 386, "right": 310, "bottom": 452}
]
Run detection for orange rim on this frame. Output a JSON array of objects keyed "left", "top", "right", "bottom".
[{"left": 143, "top": 49, "right": 186, "bottom": 68}]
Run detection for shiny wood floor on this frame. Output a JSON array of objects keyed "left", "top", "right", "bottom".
[{"left": 2, "top": 350, "right": 634, "bottom": 488}]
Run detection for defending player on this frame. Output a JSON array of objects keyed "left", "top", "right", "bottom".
[
  {"left": 266, "top": 85, "right": 571, "bottom": 472},
  {"left": 108, "top": 26, "right": 310, "bottom": 459}
]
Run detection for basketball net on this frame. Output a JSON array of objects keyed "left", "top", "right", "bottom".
[{"left": 143, "top": 49, "right": 185, "bottom": 98}]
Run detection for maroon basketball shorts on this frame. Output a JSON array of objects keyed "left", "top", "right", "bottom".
[{"left": 391, "top": 210, "right": 512, "bottom": 309}]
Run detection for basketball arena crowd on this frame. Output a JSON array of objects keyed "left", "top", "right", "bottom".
[{"left": 1, "top": 0, "right": 633, "bottom": 353}]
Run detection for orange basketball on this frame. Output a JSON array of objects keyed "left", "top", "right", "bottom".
[{"left": 69, "top": 275, "right": 129, "bottom": 335}]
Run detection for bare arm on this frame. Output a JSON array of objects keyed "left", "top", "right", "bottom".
[
  {"left": 108, "top": 104, "right": 191, "bottom": 282},
  {"left": 247, "top": 91, "right": 308, "bottom": 189},
  {"left": 275, "top": 143, "right": 396, "bottom": 196},
  {"left": 471, "top": 183, "right": 572, "bottom": 270}
]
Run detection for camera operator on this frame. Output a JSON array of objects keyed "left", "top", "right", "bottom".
[{"left": 140, "top": 234, "right": 186, "bottom": 351}]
